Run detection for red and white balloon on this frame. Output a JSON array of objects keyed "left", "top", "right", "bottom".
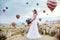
[
  {"left": 47, "top": 0, "right": 57, "bottom": 12},
  {"left": 11, "top": 22, "right": 16, "bottom": 27}
]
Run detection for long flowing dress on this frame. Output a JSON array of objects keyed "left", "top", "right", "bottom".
[{"left": 26, "top": 15, "right": 42, "bottom": 39}]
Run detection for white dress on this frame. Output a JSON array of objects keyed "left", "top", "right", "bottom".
[{"left": 26, "top": 15, "right": 42, "bottom": 39}]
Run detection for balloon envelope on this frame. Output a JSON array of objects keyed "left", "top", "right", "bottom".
[
  {"left": 47, "top": 14, "right": 48, "bottom": 15},
  {"left": 43, "top": 10, "right": 46, "bottom": 13},
  {"left": 11, "top": 22, "right": 16, "bottom": 27},
  {"left": 6, "top": 7, "right": 8, "bottom": 9},
  {"left": 47, "top": 0, "right": 57, "bottom": 12},
  {"left": 16, "top": 14, "right": 20, "bottom": 19},
  {"left": 39, "top": 18, "right": 42, "bottom": 21},
  {"left": 26, "top": 2, "right": 28, "bottom": 4},
  {"left": 2, "top": 9, "right": 6, "bottom": 13},
  {"left": 36, "top": 3, "right": 39, "bottom": 6}
]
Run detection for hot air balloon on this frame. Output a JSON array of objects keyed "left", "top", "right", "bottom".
[
  {"left": 26, "top": 2, "right": 28, "bottom": 5},
  {"left": 47, "top": 14, "right": 48, "bottom": 15},
  {"left": 39, "top": 18, "right": 42, "bottom": 21},
  {"left": 11, "top": 22, "right": 16, "bottom": 27},
  {"left": 2, "top": 9, "right": 6, "bottom": 13},
  {"left": 47, "top": 0, "right": 57, "bottom": 12},
  {"left": 36, "top": 3, "right": 39, "bottom": 6},
  {"left": 43, "top": 10, "right": 46, "bottom": 13},
  {"left": 16, "top": 14, "right": 20, "bottom": 19},
  {"left": 6, "top": 7, "right": 8, "bottom": 9}
]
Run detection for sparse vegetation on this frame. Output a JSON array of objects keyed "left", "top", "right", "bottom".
[
  {"left": 0, "top": 23, "right": 60, "bottom": 39},
  {"left": 45, "top": 31, "right": 49, "bottom": 35},
  {"left": 50, "top": 31, "right": 56, "bottom": 36},
  {"left": 56, "top": 30, "right": 60, "bottom": 40},
  {"left": 39, "top": 28, "right": 43, "bottom": 34},
  {"left": 20, "top": 28, "right": 25, "bottom": 36},
  {"left": 0, "top": 29, "right": 2, "bottom": 31},
  {"left": 0, "top": 29, "right": 2, "bottom": 34},
  {"left": 0, "top": 34, "right": 7, "bottom": 40}
]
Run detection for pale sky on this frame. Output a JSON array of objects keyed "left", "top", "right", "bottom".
[{"left": 0, "top": 0, "right": 60, "bottom": 25}]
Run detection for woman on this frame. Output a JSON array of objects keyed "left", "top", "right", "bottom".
[{"left": 26, "top": 9, "right": 42, "bottom": 39}]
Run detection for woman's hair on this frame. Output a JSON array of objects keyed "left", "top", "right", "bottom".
[{"left": 33, "top": 9, "right": 37, "bottom": 15}]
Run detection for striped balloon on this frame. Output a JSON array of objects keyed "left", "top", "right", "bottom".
[{"left": 47, "top": 0, "right": 57, "bottom": 12}]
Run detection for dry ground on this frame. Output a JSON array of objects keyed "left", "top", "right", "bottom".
[{"left": 6, "top": 35, "right": 58, "bottom": 40}]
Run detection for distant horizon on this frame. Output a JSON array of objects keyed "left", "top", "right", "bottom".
[{"left": 0, "top": 16, "right": 60, "bottom": 25}]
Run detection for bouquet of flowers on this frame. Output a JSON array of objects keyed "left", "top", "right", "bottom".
[{"left": 26, "top": 18, "right": 32, "bottom": 24}]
